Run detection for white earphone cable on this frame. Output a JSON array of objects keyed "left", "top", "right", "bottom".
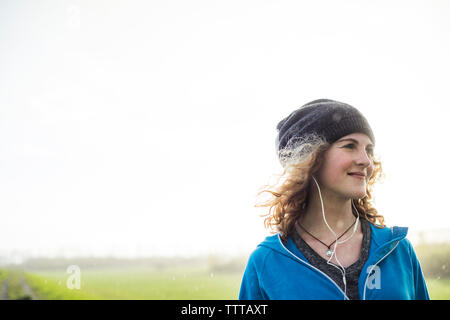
[{"left": 311, "top": 176, "right": 361, "bottom": 297}]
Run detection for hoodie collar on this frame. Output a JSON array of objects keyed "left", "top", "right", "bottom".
[{"left": 258, "top": 222, "right": 408, "bottom": 262}]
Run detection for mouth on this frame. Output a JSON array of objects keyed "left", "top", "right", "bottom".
[{"left": 348, "top": 173, "right": 366, "bottom": 180}]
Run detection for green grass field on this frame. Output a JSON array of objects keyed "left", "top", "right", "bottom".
[
  {"left": 2, "top": 267, "right": 448, "bottom": 300},
  {"left": 424, "top": 277, "right": 450, "bottom": 300},
  {"left": 24, "top": 266, "right": 242, "bottom": 300}
]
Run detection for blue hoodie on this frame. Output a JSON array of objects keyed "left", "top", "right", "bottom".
[{"left": 239, "top": 223, "right": 430, "bottom": 300}]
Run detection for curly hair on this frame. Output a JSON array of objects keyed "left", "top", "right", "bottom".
[{"left": 256, "top": 134, "right": 385, "bottom": 242}]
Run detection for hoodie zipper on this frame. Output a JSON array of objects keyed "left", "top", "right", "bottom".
[
  {"left": 277, "top": 234, "right": 349, "bottom": 300},
  {"left": 362, "top": 240, "right": 400, "bottom": 300}
]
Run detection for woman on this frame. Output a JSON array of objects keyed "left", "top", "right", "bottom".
[{"left": 239, "top": 99, "right": 429, "bottom": 300}]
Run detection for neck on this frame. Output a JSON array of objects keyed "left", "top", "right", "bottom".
[{"left": 300, "top": 185, "right": 357, "bottom": 237}]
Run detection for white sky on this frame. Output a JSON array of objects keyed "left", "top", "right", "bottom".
[{"left": 1, "top": 0, "right": 450, "bottom": 259}]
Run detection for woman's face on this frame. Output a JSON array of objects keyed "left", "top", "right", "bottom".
[{"left": 316, "top": 132, "right": 374, "bottom": 200}]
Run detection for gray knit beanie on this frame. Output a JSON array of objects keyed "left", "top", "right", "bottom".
[{"left": 276, "top": 99, "right": 375, "bottom": 164}]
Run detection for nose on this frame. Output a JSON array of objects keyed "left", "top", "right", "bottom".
[{"left": 356, "top": 148, "right": 372, "bottom": 169}]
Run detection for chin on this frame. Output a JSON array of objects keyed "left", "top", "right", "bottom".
[
  {"left": 342, "top": 187, "right": 366, "bottom": 200},
  {"left": 348, "top": 183, "right": 367, "bottom": 199},
  {"left": 351, "top": 190, "right": 367, "bottom": 199}
]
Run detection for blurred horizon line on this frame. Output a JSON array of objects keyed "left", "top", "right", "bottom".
[{"left": 2, "top": 227, "right": 450, "bottom": 266}]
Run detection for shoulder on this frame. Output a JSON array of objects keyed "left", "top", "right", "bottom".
[
  {"left": 397, "top": 237, "right": 419, "bottom": 261},
  {"left": 245, "top": 234, "right": 281, "bottom": 270}
]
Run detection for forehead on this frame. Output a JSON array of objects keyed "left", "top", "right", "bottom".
[{"left": 336, "top": 133, "right": 373, "bottom": 146}]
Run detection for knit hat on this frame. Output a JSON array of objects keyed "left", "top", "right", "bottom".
[{"left": 276, "top": 99, "right": 375, "bottom": 163}]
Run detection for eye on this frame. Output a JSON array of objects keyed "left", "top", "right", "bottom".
[{"left": 343, "top": 144, "right": 374, "bottom": 156}]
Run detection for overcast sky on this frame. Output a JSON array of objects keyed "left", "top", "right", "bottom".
[{"left": 1, "top": 0, "right": 450, "bottom": 259}]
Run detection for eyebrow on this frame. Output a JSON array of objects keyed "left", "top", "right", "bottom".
[{"left": 337, "top": 138, "right": 374, "bottom": 148}]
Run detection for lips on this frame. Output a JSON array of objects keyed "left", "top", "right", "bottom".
[
  {"left": 348, "top": 172, "right": 366, "bottom": 179},
  {"left": 348, "top": 172, "right": 365, "bottom": 177}
]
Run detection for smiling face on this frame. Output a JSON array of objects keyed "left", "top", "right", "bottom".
[{"left": 315, "top": 132, "right": 374, "bottom": 200}]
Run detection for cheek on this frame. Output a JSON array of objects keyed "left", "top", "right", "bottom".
[{"left": 319, "top": 156, "right": 353, "bottom": 184}]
